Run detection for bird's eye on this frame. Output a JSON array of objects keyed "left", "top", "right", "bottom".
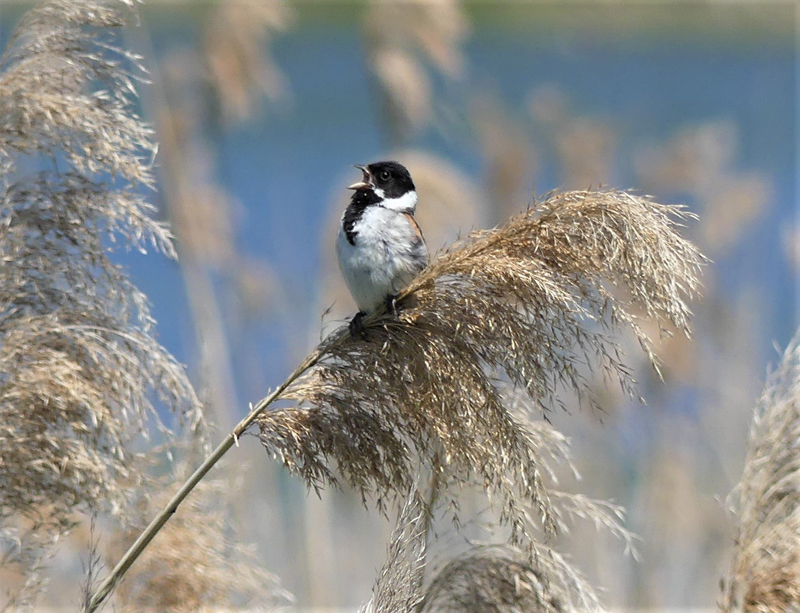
[{"left": 380, "top": 170, "right": 391, "bottom": 181}]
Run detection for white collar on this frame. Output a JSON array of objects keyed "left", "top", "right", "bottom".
[{"left": 376, "top": 189, "right": 418, "bottom": 213}]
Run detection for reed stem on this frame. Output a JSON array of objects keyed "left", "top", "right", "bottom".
[{"left": 84, "top": 345, "right": 328, "bottom": 612}]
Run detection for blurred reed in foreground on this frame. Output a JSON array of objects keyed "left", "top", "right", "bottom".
[
  {"left": 420, "top": 545, "right": 595, "bottom": 613},
  {"left": 722, "top": 333, "right": 800, "bottom": 612},
  {"left": 360, "top": 488, "right": 427, "bottom": 613},
  {"left": 0, "top": 0, "right": 203, "bottom": 607},
  {"left": 103, "top": 450, "right": 290, "bottom": 612}
]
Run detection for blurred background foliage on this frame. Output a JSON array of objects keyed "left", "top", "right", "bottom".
[{"left": 0, "top": 0, "right": 796, "bottom": 610}]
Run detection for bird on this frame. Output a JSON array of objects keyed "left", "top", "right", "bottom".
[{"left": 336, "top": 160, "right": 429, "bottom": 337}]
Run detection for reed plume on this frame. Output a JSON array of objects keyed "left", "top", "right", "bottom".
[
  {"left": 722, "top": 333, "right": 800, "bottom": 612},
  {"left": 105, "top": 452, "right": 290, "bottom": 612},
  {"left": 360, "top": 488, "right": 427, "bottom": 613},
  {"left": 361, "top": 433, "right": 625, "bottom": 612},
  {"left": 0, "top": 0, "right": 154, "bottom": 182},
  {"left": 87, "top": 186, "right": 702, "bottom": 611},
  {"left": 364, "top": 0, "right": 469, "bottom": 143},
  {"left": 0, "top": 0, "right": 201, "bottom": 600},
  {"left": 203, "top": 0, "right": 293, "bottom": 123},
  {"left": 420, "top": 545, "right": 601, "bottom": 613},
  {"left": 258, "top": 189, "right": 704, "bottom": 551}
]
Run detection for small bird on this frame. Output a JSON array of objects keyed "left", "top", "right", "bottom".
[{"left": 336, "top": 160, "right": 428, "bottom": 337}]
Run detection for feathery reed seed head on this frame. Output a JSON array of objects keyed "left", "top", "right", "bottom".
[
  {"left": 109, "top": 460, "right": 291, "bottom": 612},
  {"left": 360, "top": 488, "right": 427, "bottom": 613},
  {"left": 362, "top": 487, "right": 609, "bottom": 612},
  {"left": 0, "top": 0, "right": 200, "bottom": 526},
  {"left": 0, "top": 0, "right": 155, "bottom": 184},
  {"left": 256, "top": 189, "right": 704, "bottom": 552},
  {"left": 364, "top": 0, "right": 468, "bottom": 138},
  {"left": 420, "top": 545, "right": 602, "bottom": 613},
  {"left": 723, "top": 334, "right": 800, "bottom": 612}
]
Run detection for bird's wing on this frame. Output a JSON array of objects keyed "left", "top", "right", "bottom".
[
  {"left": 403, "top": 211, "right": 429, "bottom": 268},
  {"left": 403, "top": 212, "right": 426, "bottom": 245}
]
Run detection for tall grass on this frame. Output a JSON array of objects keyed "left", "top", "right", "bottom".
[
  {"left": 722, "top": 334, "right": 800, "bottom": 612},
  {"left": 0, "top": 0, "right": 202, "bottom": 607}
]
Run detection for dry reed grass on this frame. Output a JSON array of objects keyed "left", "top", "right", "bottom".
[
  {"left": 0, "top": 0, "right": 153, "bottom": 183},
  {"left": 0, "top": 0, "right": 201, "bottom": 603},
  {"left": 0, "top": 1, "right": 712, "bottom": 609},
  {"left": 365, "top": 0, "right": 469, "bottom": 141},
  {"left": 0, "top": 0, "right": 200, "bottom": 524},
  {"left": 360, "top": 488, "right": 427, "bottom": 613},
  {"left": 635, "top": 121, "right": 769, "bottom": 256},
  {"left": 721, "top": 334, "right": 800, "bottom": 612},
  {"left": 203, "top": 0, "right": 293, "bottom": 123},
  {"left": 106, "top": 452, "right": 291, "bottom": 613},
  {"left": 420, "top": 545, "right": 601, "bottom": 612},
  {"left": 257, "top": 189, "right": 704, "bottom": 554},
  {"left": 362, "top": 485, "right": 608, "bottom": 612}
]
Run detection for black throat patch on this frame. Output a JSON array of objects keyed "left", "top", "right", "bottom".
[{"left": 343, "top": 189, "right": 381, "bottom": 245}]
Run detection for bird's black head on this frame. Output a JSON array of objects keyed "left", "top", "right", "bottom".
[
  {"left": 348, "top": 161, "right": 415, "bottom": 199},
  {"left": 366, "top": 161, "right": 415, "bottom": 198}
]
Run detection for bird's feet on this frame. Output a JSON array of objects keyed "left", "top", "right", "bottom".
[
  {"left": 384, "top": 294, "right": 399, "bottom": 317},
  {"left": 349, "top": 311, "right": 368, "bottom": 339},
  {"left": 350, "top": 297, "right": 401, "bottom": 340}
]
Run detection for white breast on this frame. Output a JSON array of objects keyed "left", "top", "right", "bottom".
[{"left": 336, "top": 206, "right": 428, "bottom": 314}]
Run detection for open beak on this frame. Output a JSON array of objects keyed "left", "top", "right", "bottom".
[{"left": 347, "top": 165, "right": 373, "bottom": 190}]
